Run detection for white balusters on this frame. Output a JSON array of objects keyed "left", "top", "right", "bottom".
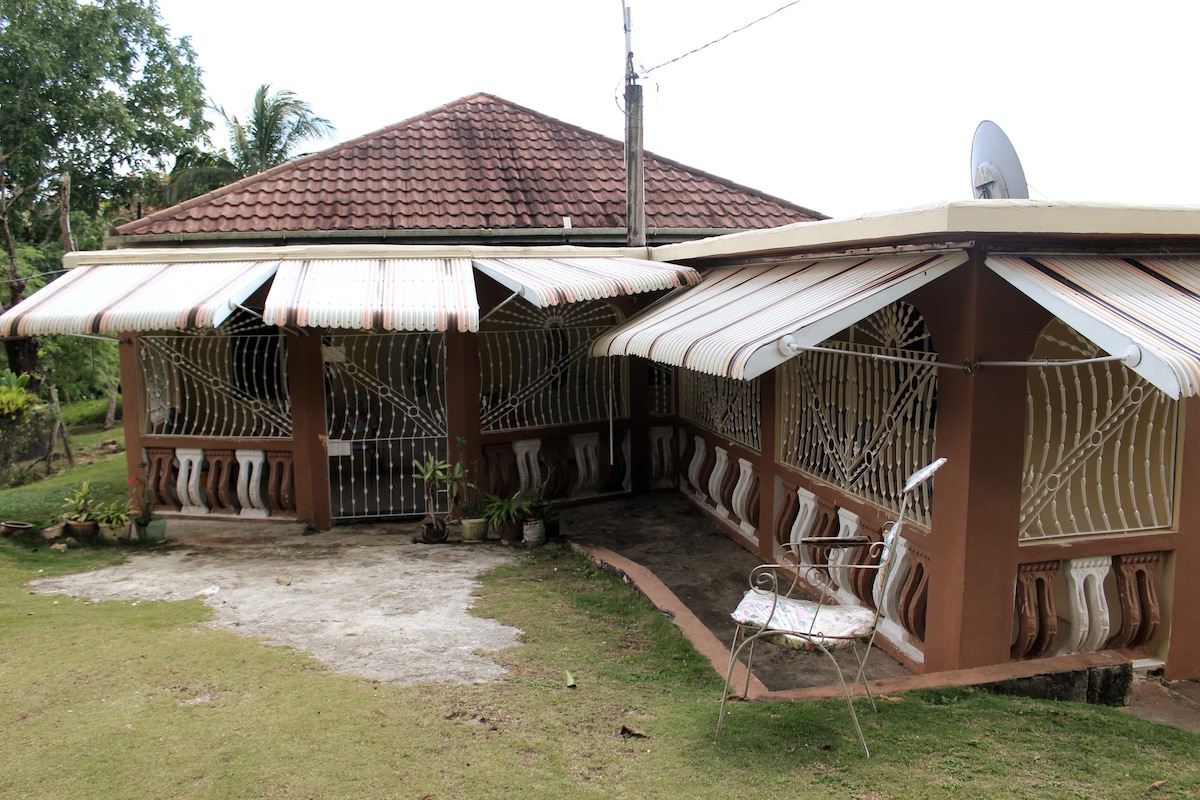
[
  {"left": 709, "top": 446, "right": 730, "bottom": 514},
  {"left": 236, "top": 449, "right": 270, "bottom": 518},
  {"left": 649, "top": 425, "right": 675, "bottom": 488},
  {"left": 730, "top": 458, "right": 757, "bottom": 536},
  {"left": 513, "top": 439, "right": 543, "bottom": 495},
  {"left": 1056, "top": 556, "right": 1113, "bottom": 655},
  {"left": 569, "top": 433, "right": 601, "bottom": 495},
  {"left": 175, "top": 447, "right": 208, "bottom": 515}
]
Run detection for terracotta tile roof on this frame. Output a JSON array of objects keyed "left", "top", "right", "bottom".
[{"left": 114, "top": 93, "right": 824, "bottom": 240}]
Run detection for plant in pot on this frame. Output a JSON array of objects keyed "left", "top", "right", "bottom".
[
  {"left": 483, "top": 492, "right": 529, "bottom": 544},
  {"left": 412, "top": 453, "right": 454, "bottom": 543},
  {"left": 95, "top": 499, "right": 132, "bottom": 543},
  {"left": 129, "top": 463, "right": 167, "bottom": 542},
  {"left": 61, "top": 480, "right": 98, "bottom": 540},
  {"left": 457, "top": 489, "right": 489, "bottom": 543},
  {"left": 521, "top": 491, "right": 552, "bottom": 547}
]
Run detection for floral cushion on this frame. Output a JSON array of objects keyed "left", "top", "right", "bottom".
[{"left": 732, "top": 590, "right": 877, "bottom": 652}]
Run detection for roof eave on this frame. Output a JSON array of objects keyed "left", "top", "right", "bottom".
[{"left": 652, "top": 200, "right": 1200, "bottom": 263}]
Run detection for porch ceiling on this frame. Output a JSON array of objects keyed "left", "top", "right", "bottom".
[
  {"left": 590, "top": 251, "right": 967, "bottom": 380},
  {"left": 0, "top": 260, "right": 279, "bottom": 336},
  {"left": 987, "top": 254, "right": 1200, "bottom": 398}
]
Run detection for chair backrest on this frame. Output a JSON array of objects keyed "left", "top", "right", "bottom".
[{"left": 875, "top": 457, "right": 947, "bottom": 604}]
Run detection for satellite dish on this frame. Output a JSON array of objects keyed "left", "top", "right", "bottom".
[{"left": 971, "top": 120, "right": 1028, "bottom": 199}]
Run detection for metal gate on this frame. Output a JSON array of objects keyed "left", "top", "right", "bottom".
[{"left": 323, "top": 332, "right": 448, "bottom": 520}]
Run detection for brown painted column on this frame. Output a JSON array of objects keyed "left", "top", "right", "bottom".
[
  {"left": 1164, "top": 395, "right": 1200, "bottom": 679},
  {"left": 118, "top": 333, "right": 144, "bottom": 481},
  {"left": 627, "top": 356, "right": 652, "bottom": 493},
  {"left": 287, "top": 330, "right": 331, "bottom": 529},
  {"left": 755, "top": 369, "right": 778, "bottom": 561},
  {"left": 912, "top": 257, "right": 1048, "bottom": 672},
  {"left": 445, "top": 329, "right": 482, "bottom": 475}
]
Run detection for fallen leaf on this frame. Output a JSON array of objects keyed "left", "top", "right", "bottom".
[
  {"left": 620, "top": 725, "right": 647, "bottom": 738},
  {"left": 276, "top": 577, "right": 291, "bottom": 586},
  {"left": 879, "top": 694, "right": 904, "bottom": 703},
  {"left": 565, "top": 670, "right": 576, "bottom": 688},
  {"left": 1149, "top": 779, "right": 1168, "bottom": 790}
]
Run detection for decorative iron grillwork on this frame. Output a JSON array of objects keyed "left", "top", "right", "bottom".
[
  {"left": 137, "top": 311, "right": 291, "bottom": 438},
  {"left": 1020, "top": 320, "right": 1177, "bottom": 541},
  {"left": 678, "top": 372, "right": 761, "bottom": 451},
  {"left": 324, "top": 332, "right": 448, "bottom": 520},
  {"left": 647, "top": 363, "right": 676, "bottom": 417},
  {"left": 479, "top": 299, "right": 624, "bottom": 432},
  {"left": 779, "top": 302, "right": 938, "bottom": 524}
]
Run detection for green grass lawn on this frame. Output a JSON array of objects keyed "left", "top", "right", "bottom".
[
  {"left": 0, "top": 538, "right": 1197, "bottom": 799},
  {"left": 1, "top": 408, "right": 1197, "bottom": 797}
]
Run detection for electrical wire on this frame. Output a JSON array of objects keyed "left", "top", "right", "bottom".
[
  {"left": 2, "top": 267, "right": 68, "bottom": 285},
  {"left": 642, "top": 0, "right": 808, "bottom": 76}
]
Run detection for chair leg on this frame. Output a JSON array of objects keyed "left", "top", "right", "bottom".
[
  {"left": 847, "top": 642, "right": 878, "bottom": 714},
  {"left": 716, "top": 626, "right": 754, "bottom": 744},
  {"left": 819, "top": 644, "right": 872, "bottom": 758}
]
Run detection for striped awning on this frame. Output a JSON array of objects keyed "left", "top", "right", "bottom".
[
  {"left": 0, "top": 260, "right": 279, "bottom": 336},
  {"left": 262, "top": 258, "right": 479, "bottom": 332},
  {"left": 987, "top": 254, "right": 1200, "bottom": 398},
  {"left": 591, "top": 252, "right": 968, "bottom": 379},
  {"left": 472, "top": 256, "right": 700, "bottom": 307}
]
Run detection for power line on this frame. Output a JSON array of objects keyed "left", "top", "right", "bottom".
[{"left": 642, "top": 0, "right": 808, "bottom": 76}]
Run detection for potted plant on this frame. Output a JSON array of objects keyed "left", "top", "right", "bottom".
[
  {"left": 412, "top": 452, "right": 454, "bottom": 542},
  {"left": 96, "top": 499, "right": 132, "bottom": 543},
  {"left": 129, "top": 464, "right": 166, "bottom": 542},
  {"left": 483, "top": 492, "right": 529, "bottom": 544},
  {"left": 61, "top": 480, "right": 98, "bottom": 540},
  {"left": 458, "top": 490, "right": 489, "bottom": 543},
  {"left": 521, "top": 491, "right": 551, "bottom": 546}
]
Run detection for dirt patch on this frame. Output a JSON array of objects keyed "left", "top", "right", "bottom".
[{"left": 29, "top": 534, "right": 523, "bottom": 685}]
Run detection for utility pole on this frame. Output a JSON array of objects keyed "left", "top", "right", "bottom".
[{"left": 624, "top": 5, "right": 646, "bottom": 247}]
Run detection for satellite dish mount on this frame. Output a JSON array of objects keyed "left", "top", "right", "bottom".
[{"left": 971, "top": 120, "right": 1028, "bottom": 199}]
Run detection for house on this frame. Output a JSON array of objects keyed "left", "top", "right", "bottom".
[
  {"left": 0, "top": 93, "right": 821, "bottom": 530},
  {"left": 9, "top": 91, "right": 1200, "bottom": 681},
  {"left": 594, "top": 200, "right": 1200, "bottom": 680}
]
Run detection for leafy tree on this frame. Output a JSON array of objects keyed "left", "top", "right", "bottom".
[{"left": 0, "top": 0, "right": 207, "bottom": 374}]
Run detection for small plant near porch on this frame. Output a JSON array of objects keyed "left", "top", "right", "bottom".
[
  {"left": 128, "top": 463, "right": 166, "bottom": 543},
  {"left": 412, "top": 453, "right": 472, "bottom": 543}
]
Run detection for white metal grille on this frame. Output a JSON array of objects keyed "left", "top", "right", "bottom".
[
  {"left": 678, "top": 372, "right": 761, "bottom": 451},
  {"left": 1020, "top": 319, "right": 1178, "bottom": 541},
  {"left": 779, "top": 302, "right": 938, "bottom": 524},
  {"left": 324, "top": 332, "right": 448, "bottom": 519},
  {"left": 137, "top": 311, "right": 291, "bottom": 438},
  {"left": 480, "top": 299, "right": 624, "bottom": 432},
  {"left": 647, "top": 363, "right": 676, "bottom": 417}
]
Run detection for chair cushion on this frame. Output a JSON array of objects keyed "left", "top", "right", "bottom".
[{"left": 732, "top": 590, "right": 877, "bottom": 652}]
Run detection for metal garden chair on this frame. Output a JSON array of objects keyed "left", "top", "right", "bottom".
[{"left": 715, "top": 458, "right": 947, "bottom": 757}]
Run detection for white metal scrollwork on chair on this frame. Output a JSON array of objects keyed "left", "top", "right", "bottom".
[{"left": 716, "top": 458, "right": 947, "bottom": 758}]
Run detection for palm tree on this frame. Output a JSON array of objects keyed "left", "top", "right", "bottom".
[
  {"left": 160, "top": 84, "right": 336, "bottom": 204},
  {"left": 216, "top": 83, "right": 336, "bottom": 176}
]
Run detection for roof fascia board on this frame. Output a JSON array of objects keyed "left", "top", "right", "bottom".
[
  {"left": 652, "top": 201, "right": 1200, "bottom": 263},
  {"left": 65, "top": 243, "right": 657, "bottom": 269},
  {"left": 984, "top": 257, "right": 1184, "bottom": 399},
  {"left": 739, "top": 252, "right": 968, "bottom": 379}
]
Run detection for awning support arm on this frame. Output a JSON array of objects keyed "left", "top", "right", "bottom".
[{"left": 479, "top": 290, "right": 521, "bottom": 324}]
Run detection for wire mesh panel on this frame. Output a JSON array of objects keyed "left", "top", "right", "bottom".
[
  {"left": 323, "top": 332, "right": 448, "bottom": 520},
  {"left": 1020, "top": 319, "right": 1178, "bottom": 541},
  {"left": 479, "top": 299, "right": 625, "bottom": 432},
  {"left": 779, "top": 302, "right": 938, "bottom": 525},
  {"left": 678, "top": 371, "right": 761, "bottom": 451},
  {"left": 136, "top": 311, "right": 291, "bottom": 438}
]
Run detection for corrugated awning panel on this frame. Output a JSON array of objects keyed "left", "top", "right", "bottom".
[
  {"left": 591, "top": 252, "right": 967, "bottom": 380},
  {"left": 986, "top": 254, "right": 1200, "bottom": 398},
  {"left": 472, "top": 256, "right": 700, "bottom": 307},
  {"left": 0, "top": 260, "right": 279, "bottom": 336},
  {"left": 262, "top": 258, "right": 479, "bottom": 332}
]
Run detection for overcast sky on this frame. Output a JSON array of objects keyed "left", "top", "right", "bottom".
[{"left": 153, "top": 0, "right": 1200, "bottom": 219}]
